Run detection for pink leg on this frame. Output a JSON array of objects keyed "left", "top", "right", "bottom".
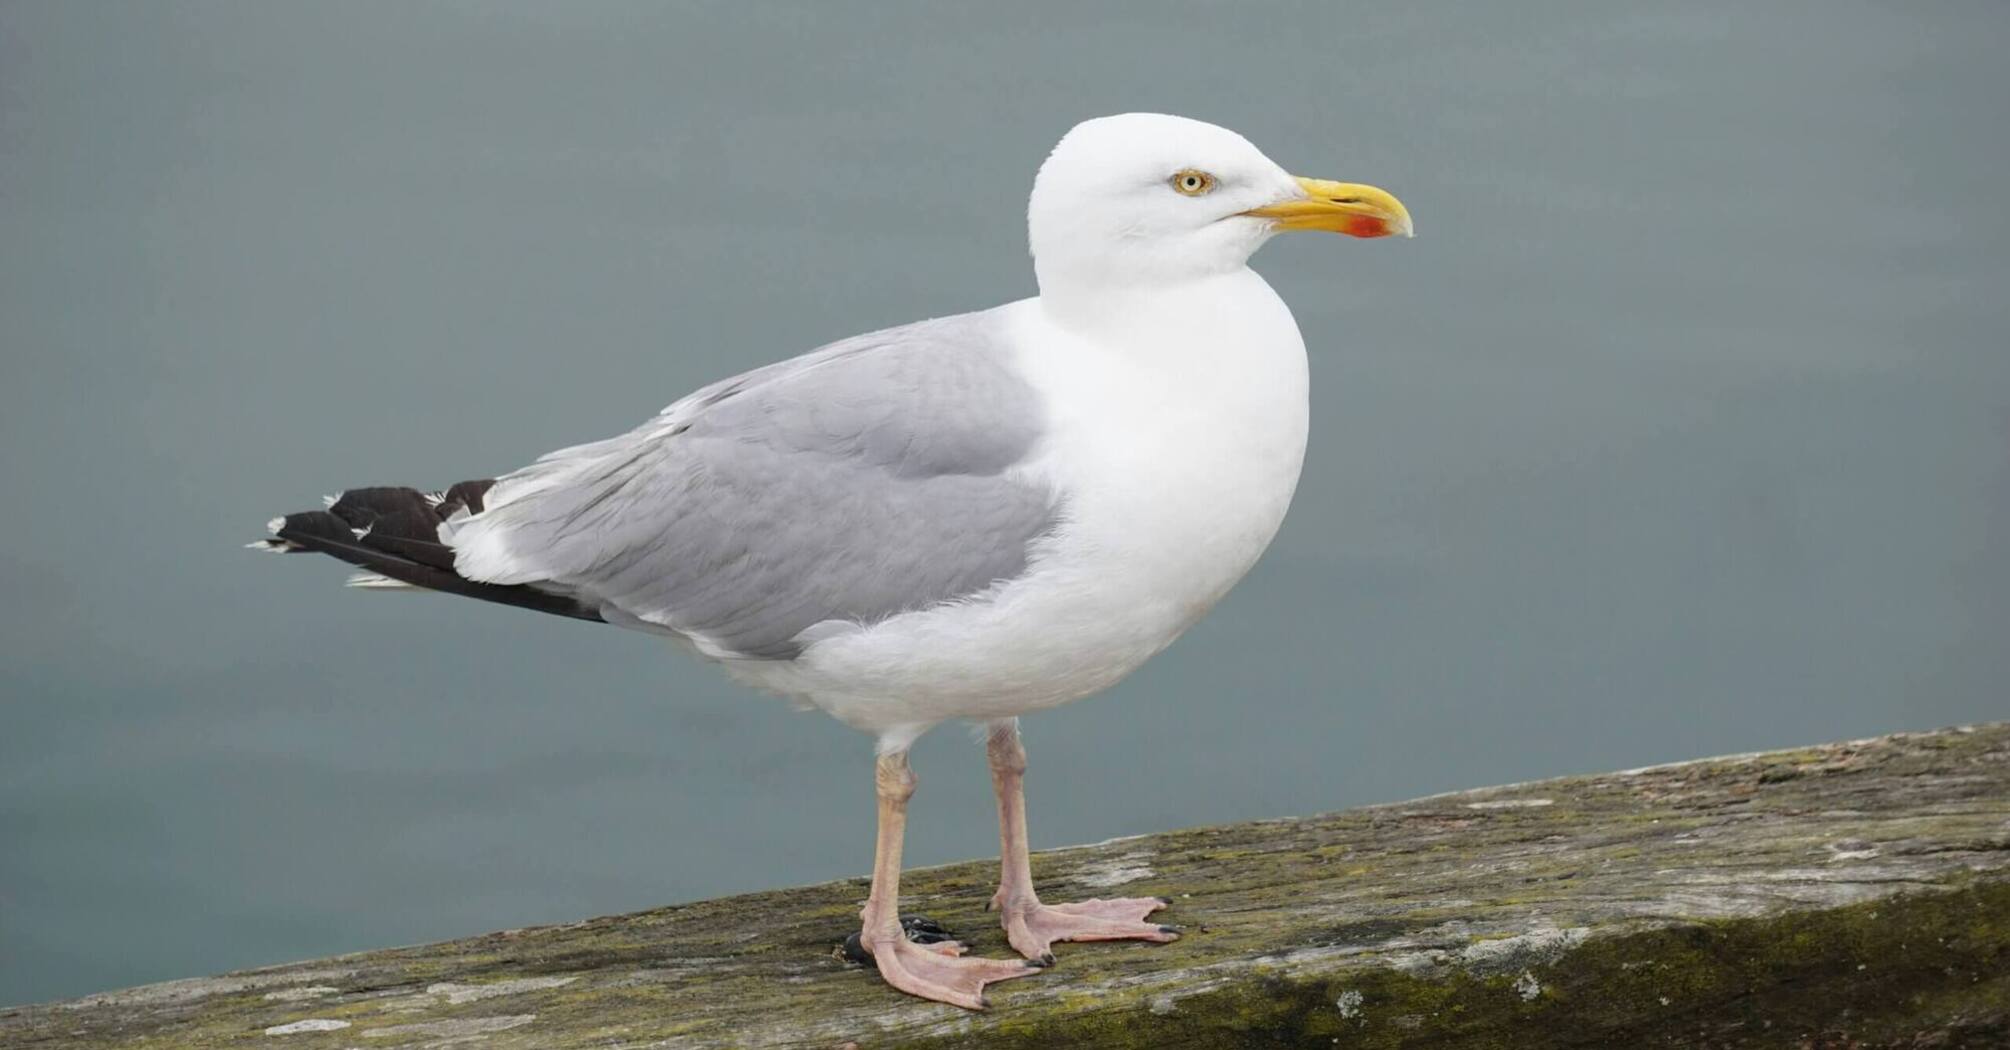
[
  {"left": 857, "top": 749, "right": 1045, "bottom": 1010},
  {"left": 986, "top": 720, "right": 1180, "bottom": 963}
]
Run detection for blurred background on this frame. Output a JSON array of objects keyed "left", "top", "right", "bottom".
[{"left": 3, "top": 1, "right": 2004, "bottom": 1006}]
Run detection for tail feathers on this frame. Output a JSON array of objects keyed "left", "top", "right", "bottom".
[{"left": 253, "top": 480, "right": 605, "bottom": 624}]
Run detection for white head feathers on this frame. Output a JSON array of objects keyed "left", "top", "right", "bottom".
[{"left": 1027, "top": 113, "right": 1304, "bottom": 296}]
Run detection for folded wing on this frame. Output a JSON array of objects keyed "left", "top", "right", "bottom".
[{"left": 440, "top": 312, "right": 1058, "bottom": 660}]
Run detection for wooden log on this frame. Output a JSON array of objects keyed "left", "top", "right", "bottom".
[{"left": 5, "top": 724, "right": 2006, "bottom": 1048}]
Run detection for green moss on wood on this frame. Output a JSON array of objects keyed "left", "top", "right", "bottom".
[{"left": 3, "top": 724, "right": 2006, "bottom": 1049}]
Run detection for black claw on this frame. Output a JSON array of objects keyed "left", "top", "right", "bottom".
[
  {"left": 1037, "top": 951, "right": 1057, "bottom": 967},
  {"left": 839, "top": 915, "right": 960, "bottom": 966},
  {"left": 1156, "top": 896, "right": 1175, "bottom": 906},
  {"left": 900, "top": 915, "right": 957, "bottom": 945},
  {"left": 1158, "top": 924, "right": 1184, "bottom": 935}
]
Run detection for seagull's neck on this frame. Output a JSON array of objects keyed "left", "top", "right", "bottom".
[
  {"left": 1004, "top": 262, "right": 1311, "bottom": 658},
  {"left": 1032, "top": 267, "right": 1299, "bottom": 366},
  {"left": 1019, "top": 264, "right": 1309, "bottom": 465},
  {"left": 1034, "top": 267, "right": 1273, "bottom": 344}
]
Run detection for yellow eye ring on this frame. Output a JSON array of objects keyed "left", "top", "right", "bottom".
[{"left": 1170, "top": 169, "right": 1217, "bottom": 196}]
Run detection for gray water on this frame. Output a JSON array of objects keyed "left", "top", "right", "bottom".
[{"left": 3, "top": 1, "right": 2005, "bottom": 1007}]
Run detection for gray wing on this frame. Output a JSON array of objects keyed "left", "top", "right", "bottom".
[{"left": 440, "top": 311, "right": 1057, "bottom": 660}]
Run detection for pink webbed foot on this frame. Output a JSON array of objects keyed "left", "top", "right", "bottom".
[
  {"left": 858, "top": 932, "right": 1046, "bottom": 1010},
  {"left": 993, "top": 894, "right": 1179, "bottom": 962}
]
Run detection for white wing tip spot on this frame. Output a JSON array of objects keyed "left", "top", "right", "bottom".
[{"left": 346, "top": 573, "right": 416, "bottom": 590}]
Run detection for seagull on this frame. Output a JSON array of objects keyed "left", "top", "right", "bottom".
[{"left": 252, "top": 113, "right": 1411, "bottom": 1010}]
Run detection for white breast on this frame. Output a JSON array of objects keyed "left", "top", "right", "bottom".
[{"left": 742, "top": 269, "right": 1310, "bottom": 738}]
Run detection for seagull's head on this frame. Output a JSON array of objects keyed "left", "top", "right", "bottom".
[{"left": 1028, "top": 113, "right": 1411, "bottom": 296}]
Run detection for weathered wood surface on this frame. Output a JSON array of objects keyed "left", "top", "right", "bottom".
[{"left": 6, "top": 724, "right": 2007, "bottom": 1049}]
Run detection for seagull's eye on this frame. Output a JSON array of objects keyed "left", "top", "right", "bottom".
[{"left": 1170, "top": 169, "right": 1217, "bottom": 197}]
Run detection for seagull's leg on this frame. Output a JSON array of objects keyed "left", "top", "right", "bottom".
[
  {"left": 856, "top": 748, "right": 1045, "bottom": 1010},
  {"left": 985, "top": 719, "right": 1179, "bottom": 963}
]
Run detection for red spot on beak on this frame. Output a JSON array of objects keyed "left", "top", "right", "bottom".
[{"left": 1345, "top": 214, "right": 1390, "bottom": 239}]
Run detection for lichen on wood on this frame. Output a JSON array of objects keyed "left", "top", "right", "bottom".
[{"left": 4, "top": 724, "right": 2006, "bottom": 1048}]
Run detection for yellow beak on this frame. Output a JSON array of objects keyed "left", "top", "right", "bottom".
[{"left": 1243, "top": 177, "right": 1414, "bottom": 239}]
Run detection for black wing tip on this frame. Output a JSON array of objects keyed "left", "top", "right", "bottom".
[{"left": 254, "top": 482, "right": 605, "bottom": 625}]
